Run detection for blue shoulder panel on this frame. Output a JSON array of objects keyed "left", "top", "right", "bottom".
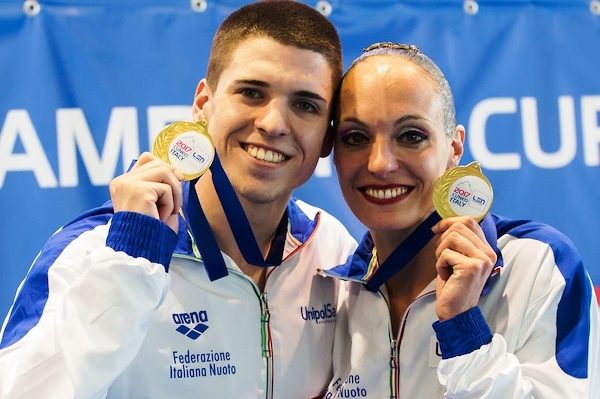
[
  {"left": 0, "top": 203, "right": 114, "bottom": 349},
  {"left": 494, "top": 214, "right": 591, "bottom": 379}
]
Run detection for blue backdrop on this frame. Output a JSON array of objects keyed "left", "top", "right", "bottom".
[{"left": 1, "top": 0, "right": 599, "bottom": 318}]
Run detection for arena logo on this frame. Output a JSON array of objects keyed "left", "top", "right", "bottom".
[{"left": 172, "top": 310, "right": 209, "bottom": 340}]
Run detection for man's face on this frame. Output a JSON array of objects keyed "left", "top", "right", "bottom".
[{"left": 196, "top": 37, "right": 334, "bottom": 207}]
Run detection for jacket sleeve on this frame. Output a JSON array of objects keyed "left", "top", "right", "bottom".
[
  {"left": 434, "top": 240, "right": 600, "bottom": 399},
  {"left": 0, "top": 211, "right": 176, "bottom": 399}
]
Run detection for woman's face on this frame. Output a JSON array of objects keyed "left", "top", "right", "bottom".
[{"left": 333, "top": 55, "right": 463, "bottom": 234}]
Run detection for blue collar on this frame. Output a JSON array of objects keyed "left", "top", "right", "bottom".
[
  {"left": 322, "top": 212, "right": 503, "bottom": 294},
  {"left": 175, "top": 172, "right": 318, "bottom": 281}
]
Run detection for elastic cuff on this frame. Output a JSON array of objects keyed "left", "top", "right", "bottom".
[
  {"left": 432, "top": 306, "right": 492, "bottom": 359},
  {"left": 107, "top": 211, "right": 178, "bottom": 270}
]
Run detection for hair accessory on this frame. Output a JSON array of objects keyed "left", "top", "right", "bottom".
[{"left": 363, "top": 42, "right": 420, "bottom": 54}]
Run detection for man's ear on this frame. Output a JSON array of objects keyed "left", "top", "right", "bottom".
[
  {"left": 320, "top": 124, "right": 335, "bottom": 157},
  {"left": 449, "top": 124, "right": 465, "bottom": 168},
  {"left": 192, "top": 78, "right": 211, "bottom": 122}
]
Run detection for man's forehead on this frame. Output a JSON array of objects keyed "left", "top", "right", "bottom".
[{"left": 220, "top": 41, "right": 334, "bottom": 95}]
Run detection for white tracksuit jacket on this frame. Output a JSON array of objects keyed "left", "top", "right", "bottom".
[
  {"left": 322, "top": 213, "right": 599, "bottom": 398},
  {"left": 0, "top": 182, "right": 357, "bottom": 399}
]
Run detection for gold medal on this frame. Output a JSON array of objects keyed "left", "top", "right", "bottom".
[
  {"left": 433, "top": 161, "right": 493, "bottom": 222},
  {"left": 152, "top": 121, "right": 215, "bottom": 181}
]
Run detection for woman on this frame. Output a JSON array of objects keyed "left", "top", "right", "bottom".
[{"left": 322, "top": 43, "right": 599, "bottom": 398}]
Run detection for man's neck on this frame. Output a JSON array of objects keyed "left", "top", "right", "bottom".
[{"left": 193, "top": 175, "right": 289, "bottom": 290}]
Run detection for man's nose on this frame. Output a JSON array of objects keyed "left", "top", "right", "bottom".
[{"left": 255, "top": 99, "right": 292, "bottom": 137}]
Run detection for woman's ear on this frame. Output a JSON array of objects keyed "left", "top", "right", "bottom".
[
  {"left": 449, "top": 124, "right": 465, "bottom": 168},
  {"left": 192, "top": 78, "right": 211, "bottom": 122}
]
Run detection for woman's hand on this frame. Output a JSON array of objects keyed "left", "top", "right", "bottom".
[{"left": 432, "top": 216, "right": 497, "bottom": 321}]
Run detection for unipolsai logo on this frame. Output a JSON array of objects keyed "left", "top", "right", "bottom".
[
  {"left": 172, "top": 310, "right": 209, "bottom": 340},
  {"left": 300, "top": 303, "right": 336, "bottom": 324}
]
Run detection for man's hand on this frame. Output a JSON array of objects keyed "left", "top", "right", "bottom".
[
  {"left": 432, "top": 216, "right": 497, "bottom": 321},
  {"left": 109, "top": 152, "right": 185, "bottom": 232}
]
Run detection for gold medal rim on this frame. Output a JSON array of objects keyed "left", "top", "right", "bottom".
[
  {"left": 152, "top": 121, "right": 215, "bottom": 181},
  {"left": 432, "top": 161, "right": 493, "bottom": 222}
]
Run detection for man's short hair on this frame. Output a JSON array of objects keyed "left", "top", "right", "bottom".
[{"left": 206, "top": 0, "right": 343, "bottom": 91}]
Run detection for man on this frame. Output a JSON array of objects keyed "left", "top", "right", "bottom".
[{"left": 0, "top": 2, "right": 356, "bottom": 398}]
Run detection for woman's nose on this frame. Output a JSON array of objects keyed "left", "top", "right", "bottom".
[{"left": 368, "top": 140, "right": 398, "bottom": 178}]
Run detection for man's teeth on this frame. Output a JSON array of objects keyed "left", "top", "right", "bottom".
[
  {"left": 246, "top": 145, "right": 285, "bottom": 163},
  {"left": 365, "top": 187, "right": 408, "bottom": 199}
]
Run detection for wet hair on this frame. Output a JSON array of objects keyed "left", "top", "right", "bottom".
[
  {"left": 345, "top": 42, "right": 456, "bottom": 136},
  {"left": 206, "top": 0, "right": 343, "bottom": 92}
]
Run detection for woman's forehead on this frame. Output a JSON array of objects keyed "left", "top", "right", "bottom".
[
  {"left": 341, "top": 56, "right": 439, "bottom": 106},
  {"left": 346, "top": 55, "right": 433, "bottom": 86},
  {"left": 338, "top": 56, "right": 444, "bottom": 125}
]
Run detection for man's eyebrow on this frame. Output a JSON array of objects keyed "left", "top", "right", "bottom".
[
  {"left": 234, "top": 79, "right": 269, "bottom": 87},
  {"left": 233, "top": 79, "right": 326, "bottom": 102},
  {"left": 295, "top": 90, "right": 327, "bottom": 103}
]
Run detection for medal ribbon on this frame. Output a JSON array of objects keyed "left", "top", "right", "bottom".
[
  {"left": 364, "top": 211, "right": 442, "bottom": 292},
  {"left": 186, "top": 153, "right": 285, "bottom": 281}
]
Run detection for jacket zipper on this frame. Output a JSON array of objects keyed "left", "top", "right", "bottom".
[
  {"left": 259, "top": 291, "right": 274, "bottom": 399},
  {"left": 380, "top": 288, "right": 400, "bottom": 399},
  {"left": 390, "top": 338, "right": 399, "bottom": 399},
  {"left": 388, "top": 291, "right": 434, "bottom": 398},
  {"left": 177, "top": 254, "right": 275, "bottom": 399}
]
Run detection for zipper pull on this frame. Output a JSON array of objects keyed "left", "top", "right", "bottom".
[
  {"left": 390, "top": 339, "right": 398, "bottom": 368},
  {"left": 260, "top": 292, "right": 272, "bottom": 358}
]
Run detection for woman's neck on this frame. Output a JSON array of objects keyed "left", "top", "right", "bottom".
[{"left": 382, "top": 238, "right": 439, "bottom": 336}]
